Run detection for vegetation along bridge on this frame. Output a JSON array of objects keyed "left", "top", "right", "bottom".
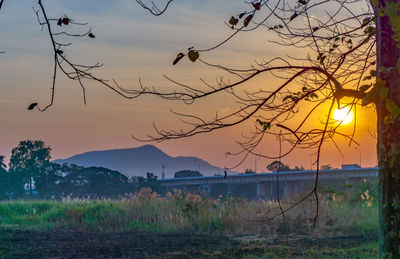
[{"left": 160, "top": 165, "right": 378, "bottom": 200}]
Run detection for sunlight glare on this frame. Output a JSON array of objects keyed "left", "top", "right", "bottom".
[{"left": 333, "top": 106, "right": 354, "bottom": 125}]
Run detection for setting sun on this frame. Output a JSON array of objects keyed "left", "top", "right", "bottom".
[{"left": 333, "top": 106, "right": 354, "bottom": 125}]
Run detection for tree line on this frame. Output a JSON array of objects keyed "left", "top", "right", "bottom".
[{"left": 0, "top": 140, "right": 164, "bottom": 199}]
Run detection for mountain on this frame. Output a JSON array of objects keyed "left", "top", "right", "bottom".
[{"left": 53, "top": 145, "right": 234, "bottom": 178}]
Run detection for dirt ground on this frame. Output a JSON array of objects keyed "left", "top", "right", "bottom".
[{"left": 0, "top": 229, "right": 377, "bottom": 258}]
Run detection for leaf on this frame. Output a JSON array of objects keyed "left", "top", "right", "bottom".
[
  {"left": 188, "top": 50, "right": 199, "bottom": 62},
  {"left": 278, "top": 24, "right": 283, "bottom": 28},
  {"left": 252, "top": 2, "right": 261, "bottom": 10},
  {"left": 302, "top": 86, "right": 308, "bottom": 92},
  {"left": 28, "top": 103, "right": 38, "bottom": 110},
  {"left": 363, "top": 75, "right": 372, "bottom": 81},
  {"left": 364, "top": 26, "right": 375, "bottom": 35},
  {"left": 57, "top": 18, "right": 62, "bottom": 26},
  {"left": 371, "top": 0, "right": 378, "bottom": 7},
  {"left": 244, "top": 15, "right": 253, "bottom": 27},
  {"left": 62, "top": 18, "right": 69, "bottom": 25},
  {"left": 362, "top": 85, "right": 378, "bottom": 106},
  {"left": 88, "top": 33, "right": 95, "bottom": 38},
  {"left": 256, "top": 119, "right": 271, "bottom": 130},
  {"left": 56, "top": 49, "right": 64, "bottom": 55},
  {"left": 263, "top": 122, "right": 271, "bottom": 130},
  {"left": 290, "top": 12, "right": 298, "bottom": 21},
  {"left": 173, "top": 53, "right": 185, "bottom": 65},
  {"left": 239, "top": 12, "right": 246, "bottom": 19},
  {"left": 397, "top": 58, "right": 400, "bottom": 73},
  {"left": 385, "top": 99, "right": 400, "bottom": 120},
  {"left": 334, "top": 37, "right": 340, "bottom": 41},
  {"left": 229, "top": 16, "right": 239, "bottom": 27},
  {"left": 359, "top": 84, "right": 372, "bottom": 92},
  {"left": 370, "top": 70, "right": 377, "bottom": 77},
  {"left": 283, "top": 95, "right": 292, "bottom": 102},
  {"left": 298, "top": 0, "right": 307, "bottom": 4},
  {"left": 380, "top": 86, "right": 389, "bottom": 101},
  {"left": 375, "top": 78, "right": 386, "bottom": 89},
  {"left": 362, "top": 17, "right": 371, "bottom": 25},
  {"left": 319, "top": 55, "right": 326, "bottom": 64},
  {"left": 312, "top": 27, "right": 319, "bottom": 32}
]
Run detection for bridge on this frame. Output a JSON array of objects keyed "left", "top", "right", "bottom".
[{"left": 160, "top": 165, "right": 378, "bottom": 200}]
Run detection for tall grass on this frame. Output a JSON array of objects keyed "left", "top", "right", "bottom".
[{"left": 0, "top": 186, "right": 378, "bottom": 237}]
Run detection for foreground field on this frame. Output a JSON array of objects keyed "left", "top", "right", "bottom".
[
  {"left": 0, "top": 185, "right": 378, "bottom": 258},
  {"left": 0, "top": 229, "right": 377, "bottom": 258}
]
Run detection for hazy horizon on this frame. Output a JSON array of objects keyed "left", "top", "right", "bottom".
[{"left": 0, "top": 0, "right": 378, "bottom": 172}]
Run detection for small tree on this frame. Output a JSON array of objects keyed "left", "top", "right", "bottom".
[
  {"left": 266, "top": 161, "right": 291, "bottom": 172},
  {"left": 9, "top": 140, "right": 51, "bottom": 196},
  {"left": 244, "top": 169, "right": 256, "bottom": 174},
  {"left": 321, "top": 164, "right": 333, "bottom": 170}
]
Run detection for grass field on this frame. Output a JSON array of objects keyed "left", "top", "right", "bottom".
[{"left": 0, "top": 184, "right": 378, "bottom": 258}]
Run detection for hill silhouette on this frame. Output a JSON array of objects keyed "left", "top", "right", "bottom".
[{"left": 54, "top": 145, "right": 233, "bottom": 178}]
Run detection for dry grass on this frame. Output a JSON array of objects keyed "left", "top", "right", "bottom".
[{"left": 0, "top": 186, "right": 378, "bottom": 237}]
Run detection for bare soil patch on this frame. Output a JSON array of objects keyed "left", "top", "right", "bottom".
[{"left": 0, "top": 229, "right": 377, "bottom": 258}]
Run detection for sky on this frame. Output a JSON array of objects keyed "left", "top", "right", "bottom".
[{"left": 0, "top": 0, "right": 378, "bottom": 174}]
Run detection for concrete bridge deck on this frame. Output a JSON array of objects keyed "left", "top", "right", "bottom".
[{"left": 160, "top": 167, "right": 378, "bottom": 199}]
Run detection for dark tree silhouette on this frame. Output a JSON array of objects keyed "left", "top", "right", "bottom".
[
  {"left": 266, "top": 161, "right": 291, "bottom": 172},
  {"left": 9, "top": 140, "right": 51, "bottom": 196}
]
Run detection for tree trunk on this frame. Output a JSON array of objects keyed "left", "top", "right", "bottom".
[{"left": 376, "top": 1, "right": 400, "bottom": 257}]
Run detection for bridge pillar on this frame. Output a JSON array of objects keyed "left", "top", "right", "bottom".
[
  {"left": 227, "top": 184, "right": 233, "bottom": 196},
  {"left": 256, "top": 182, "right": 269, "bottom": 198}
]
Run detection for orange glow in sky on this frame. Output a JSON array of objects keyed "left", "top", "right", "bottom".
[
  {"left": 333, "top": 106, "right": 354, "bottom": 125},
  {"left": 0, "top": 1, "right": 378, "bottom": 172}
]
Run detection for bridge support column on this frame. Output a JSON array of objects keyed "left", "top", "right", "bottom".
[
  {"left": 256, "top": 182, "right": 268, "bottom": 198},
  {"left": 227, "top": 184, "right": 233, "bottom": 196},
  {"left": 256, "top": 183, "right": 260, "bottom": 196}
]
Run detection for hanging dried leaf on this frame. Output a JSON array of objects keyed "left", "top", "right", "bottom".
[
  {"left": 173, "top": 53, "right": 185, "bottom": 65},
  {"left": 28, "top": 103, "right": 38, "bottom": 110},
  {"left": 244, "top": 14, "right": 253, "bottom": 27},
  {"left": 229, "top": 16, "right": 239, "bottom": 27},
  {"left": 62, "top": 18, "right": 69, "bottom": 25},
  {"left": 88, "top": 33, "right": 95, "bottom": 38},
  {"left": 359, "top": 84, "right": 372, "bottom": 92},
  {"left": 188, "top": 50, "right": 199, "bottom": 62},
  {"left": 252, "top": 2, "right": 261, "bottom": 10},
  {"left": 290, "top": 12, "right": 298, "bottom": 21},
  {"left": 386, "top": 99, "right": 400, "bottom": 120}
]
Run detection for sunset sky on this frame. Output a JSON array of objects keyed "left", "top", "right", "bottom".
[{"left": 0, "top": 0, "right": 378, "bottom": 174}]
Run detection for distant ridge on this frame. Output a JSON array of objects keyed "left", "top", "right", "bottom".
[{"left": 54, "top": 145, "right": 235, "bottom": 178}]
